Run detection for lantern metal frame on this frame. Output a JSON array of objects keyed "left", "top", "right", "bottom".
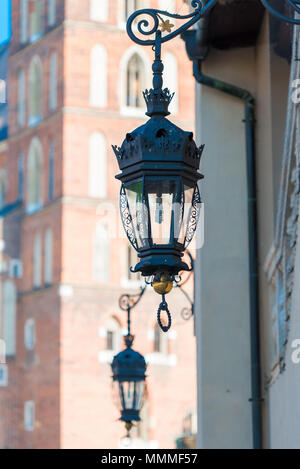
[
  {"left": 125, "top": 0, "right": 300, "bottom": 51},
  {"left": 113, "top": 30, "right": 204, "bottom": 281},
  {"left": 113, "top": 0, "right": 300, "bottom": 333},
  {"left": 111, "top": 293, "right": 147, "bottom": 432},
  {"left": 111, "top": 256, "right": 194, "bottom": 436}
]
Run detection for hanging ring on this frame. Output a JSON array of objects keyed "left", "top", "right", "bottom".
[{"left": 157, "top": 297, "right": 172, "bottom": 332}]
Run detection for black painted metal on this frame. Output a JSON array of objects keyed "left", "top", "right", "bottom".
[
  {"left": 112, "top": 289, "right": 147, "bottom": 425},
  {"left": 113, "top": 31, "right": 203, "bottom": 278},
  {"left": 118, "top": 0, "right": 300, "bottom": 448},
  {"left": 175, "top": 251, "right": 195, "bottom": 321},
  {"left": 126, "top": 0, "right": 218, "bottom": 47},
  {"left": 111, "top": 339, "right": 147, "bottom": 424},
  {"left": 119, "top": 286, "right": 147, "bottom": 336},
  {"left": 126, "top": 0, "right": 300, "bottom": 51},
  {"left": 110, "top": 0, "right": 300, "bottom": 439}
]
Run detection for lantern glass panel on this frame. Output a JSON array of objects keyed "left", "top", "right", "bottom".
[
  {"left": 178, "top": 184, "right": 195, "bottom": 245},
  {"left": 145, "top": 179, "right": 181, "bottom": 246},
  {"left": 116, "top": 380, "right": 145, "bottom": 411},
  {"left": 112, "top": 381, "right": 122, "bottom": 411},
  {"left": 121, "top": 381, "right": 135, "bottom": 409},
  {"left": 134, "top": 381, "right": 145, "bottom": 410},
  {"left": 125, "top": 182, "right": 149, "bottom": 249}
]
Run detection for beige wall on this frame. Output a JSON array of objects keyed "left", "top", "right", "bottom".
[
  {"left": 195, "top": 45, "right": 256, "bottom": 449},
  {"left": 195, "top": 13, "right": 294, "bottom": 448}
]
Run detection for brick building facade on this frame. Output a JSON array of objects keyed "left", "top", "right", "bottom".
[{"left": 0, "top": 0, "right": 196, "bottom": 449}]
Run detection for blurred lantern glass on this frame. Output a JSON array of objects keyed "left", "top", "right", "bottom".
[
  {"left": 111, "top": 341, "right": 147, "bottom": 423},
  {"left": 112, "top": 379, "right": 146, "bottom": 422}
]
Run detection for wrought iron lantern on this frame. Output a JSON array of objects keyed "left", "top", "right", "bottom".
[
  {"left": 113, "top": 32, "right": 203, "bottom": 330},
  {"left": 111, "top": 334, "right": 147, "bottom": 435},
  {"left": 113, "top": 0, "right": 300, "bottom": 331}
]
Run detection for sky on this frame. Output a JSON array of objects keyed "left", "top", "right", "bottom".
[{"left": 0, "top": 0, "right": 10, "bottom": 45}]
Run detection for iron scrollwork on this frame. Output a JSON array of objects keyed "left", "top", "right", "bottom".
[
  {"left": 126, "top": 0, "right": 300, "bottom": 49},
  {"left": 261, "top": 0, "right": 300, "bottom": 24},
  {"left": 175, "top": 251, "right": 194, "bottom": 321},
  {"left": 119, "top": 286, "right": 147, "bottom": 312},
  {"left": 126, "top": 0, "right": 218, "bottom": 47},
  {"left": 184, "top": 184, "right": 201, "bottom": 249},
  {"left": 120, "top": 185, "right": 138, "bottom": 251}
]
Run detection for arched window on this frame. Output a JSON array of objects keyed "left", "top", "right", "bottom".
[
  {"left": 28, "top": 56, "right": 42, "bottom": 125},
  {"left": 47, "top": 0, "right": 56, "bottom": 26},
  {"left": 90, "top": 45, "right": 107, "bottom": 108},
  {"left": 44, "top": 228, "right": 53, "bottom": 285},
  {"left": 49, "top": 52, "right": 57, "bottom": 111},
  {"left": 20, "top": 0, "right": 28, "bottom": 44},
  {"left": 48, "top": 139, "right": 55, "bottom": 200},
  {"left": 89, "top": 131, "right": 107, "bottom": 198},
  {"left": 126, "top": 53, "right": 145, "bottom": 109},
  {"left": 164, "top": 51, "right": 178, "bottom": 114},
  {"left": 24, "top": 401, "right": 35, "bottom": 431},
  {"left": 124, "top": 0, "right": 144, "bottom": 20},
  {"left": 0, "top": 170, "right": 6, "bottom": 210},
  {"left": 159, "top": 0, "right": 175, "bottom": 12},
  {"left": 27, "top": 138, "right": 43, "bottom": 213},
  {"left": 33, "top": 232, "right": 42, "bottom": 288},
  {"left": 154, "top": 323, "right": 169, "bottom": 355},
  {"left": 30, "top": 0, "right": 42, "bottom": 41},
  {"left": 3, "top": 281, "right": 17, "bottom": 357},
  {"left": 24, "top": 318, "right": 36, "bottom": 350},
  {"left": 125, "top": 0, "right": 136, "bottom": 19},
  {"left": 106, "top": 317, "right": 121, "bottom": 352},
  {"left": 90, "top": 0, "right": 108, "bottom": 22},
  {"left": 18, "top": 69, "right": 25, "bottom": 126},
  {"left": 93, "top": 223, "right": 109, "bottom": 282},
  {"left": 18, "top": 154, "right": 24, "bottom": 201}
]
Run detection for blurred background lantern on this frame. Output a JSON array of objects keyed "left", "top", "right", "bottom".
[{"left": 111, "top": 334, "right": 147, "bottom": 435}]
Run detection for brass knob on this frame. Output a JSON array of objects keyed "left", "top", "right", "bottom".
[{"left": 152, "top": 274, "right": 173, "bottom": 295}]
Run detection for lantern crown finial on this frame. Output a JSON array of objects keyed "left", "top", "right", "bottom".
[{"left": 143, "top": 87, "right": 174, "bottom": 117}]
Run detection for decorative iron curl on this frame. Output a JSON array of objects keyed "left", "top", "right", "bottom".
[
  {"left": 261, "top": 0, "right": 300, "bottom": 24},
  {"left": 175, "top": 251, "right": 194, "bottom": 321},
  {"left": 119, "top": 286, "right": 146, "bottom": 312},
  {"left": 120, "top": 185, "right": 138, "bottom": 251},
  {"left": 184, "top": 184, "right": 201, "bottom": 249},
  {"left": 181, "top": 307, "right": 193, "bottom": 321},
  {"left": 126, "top": 0, "right": 300, "bottom": 48},
  {"left": 126, "top": 0, "right": 218, "bottom": 47}
]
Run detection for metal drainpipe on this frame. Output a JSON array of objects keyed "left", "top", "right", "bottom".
[{"left": 184, "top": 22, "right": 263, "bottom": 448}]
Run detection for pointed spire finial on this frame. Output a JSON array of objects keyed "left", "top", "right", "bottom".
[{"left": 143, "top": 30, "right": 174, "bottom": 117}]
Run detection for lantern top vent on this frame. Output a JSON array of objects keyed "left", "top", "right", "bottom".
[
  {"left": 112, "top": 116, "right": 204, "bottom": 176},
  {"left": 111, "top": 344, "right": 147, "bottom": 382}
]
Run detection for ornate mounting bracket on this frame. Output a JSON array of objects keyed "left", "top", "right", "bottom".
[
  {"left": 126, "top": 0, "right": 300, "bottom": 49},
  {"left": 126, "top": 0, "right": 218, "bottom": 47}
]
